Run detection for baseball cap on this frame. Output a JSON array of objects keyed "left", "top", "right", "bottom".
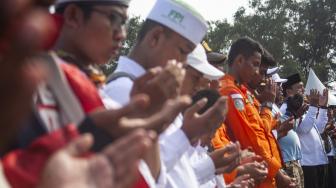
[
  {"left": 187, "top": 44, "right": 224, "bottom": 80},
  {"left": 272, "top": 73, "right": 287, "bottom": 83},
  {"left": 266, "top": 67, "right": 279, "bottom": 75}
]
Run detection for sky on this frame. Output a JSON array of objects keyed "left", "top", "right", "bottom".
[{"left": 128, "top": 0, "right": 250, "bottom": 22}]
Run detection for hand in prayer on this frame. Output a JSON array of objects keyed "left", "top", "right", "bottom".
[
  {"left": 182, "top": 96, "right": 228, "bottom": 144},
  {"left": 130, "top": 60, "right": 185, "bottom": 116},
  {"left": 257, "top": 78, "right": 276, "bottom": 103},
  {"left": 210, "top": 142, "right": 241, "bottom": 174},
  {"left": 90, "top": 94, "right": 191, "bottom": 137},
  {"left": 38, "top": 129, "right": 155, "bottom": 188}
]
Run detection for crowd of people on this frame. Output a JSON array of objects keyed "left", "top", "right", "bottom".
[{"left": 0, "top": 0, "right": 335, "bottom": 187}]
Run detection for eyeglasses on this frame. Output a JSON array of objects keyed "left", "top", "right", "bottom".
[{"left": 90, "top": 8, "right": 128, "bottom": 29}]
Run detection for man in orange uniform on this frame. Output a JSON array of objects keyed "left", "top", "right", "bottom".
[{"left": 218, "top": 37, "right": 295, "bottom": 188}]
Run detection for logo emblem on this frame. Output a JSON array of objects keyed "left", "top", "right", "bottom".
[
  {"left": 234, "top": 99, "right": 245, "bottom": 111},
  {"left": 168, "top": 10, "right": 184, "bottom": 24}
]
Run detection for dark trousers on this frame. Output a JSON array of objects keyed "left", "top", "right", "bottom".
[
  {"left": 328, "top": 156, "right": 336, "bottom": 188},
  {"left": 302, "top": 164, "right": 329, "bottom": 188}
]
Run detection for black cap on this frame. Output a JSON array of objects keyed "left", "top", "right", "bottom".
[
  {"left": 206, "top": 52, "right": 227, "bottom": 65},
  {"left": 282, "top": 73, "right": 302, "bottom": 91},
  {"left": 201, "top": 41, "right": 227, "bottom": 65},
  {"left": 261, "top": 49, "right": 277, "bottom": 66}
]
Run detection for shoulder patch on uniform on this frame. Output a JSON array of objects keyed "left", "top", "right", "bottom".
[
  {"left": 231, "top": 94, "right": 243, "bottom": 99},
  {"left": 233, "top": 98, "right": 245, "bottom": 111}
]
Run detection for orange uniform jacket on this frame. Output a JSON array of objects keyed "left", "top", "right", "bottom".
[
  {"left": 252, "top": 95, "right": 278, "bottom": 132},
  {"left": 218, "top": 75, "right": 282, "bottom": 188}
]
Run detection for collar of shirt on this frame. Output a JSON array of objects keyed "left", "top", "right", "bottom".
[{"left": 116, "top": 56, "right": 146, "bottom": 78}]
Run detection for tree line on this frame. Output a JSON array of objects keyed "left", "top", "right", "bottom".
[{"left": 105, "top": 0, "right": 335, "bottom": 83}]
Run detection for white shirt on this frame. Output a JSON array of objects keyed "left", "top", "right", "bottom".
[
  {"left": 103, "top": 56, "right": 169, "bottom": 188},
  {"left": 189, "top": 144, "right": 216, "bottom": 186},
  {"left": 104, "top": 56, "right": 146, "bottom": 106},
  {"left": 159, "top": 114, "right": 200, "bottom": 188},
  {"left": 281, "top": 103, "right": 328, "bottom": 166},
  {"left": 160, "top": 115, "right": 218, "bottom": 188},
  {"left": 105, "top": 56, "right": 218, "bottom": 187},
  {"left": 98, "top": 86, "right": 122, "bottom": 109},
  {"left": 190, "top": 144, "right": 227, "bottom": 188},
  {"left": 315, "top": 108, "right": 328, "bottom": 133}
]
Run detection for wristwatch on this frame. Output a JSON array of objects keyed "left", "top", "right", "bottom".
[{"left": 262, "top": 101, "right": 273, "bottom": 110}]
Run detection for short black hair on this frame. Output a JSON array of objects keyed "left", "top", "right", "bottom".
[
  {"left": 55, "top": 2, "right": 97, "bottom": 20},
  {"left": 136, "top": 19, "right": 173, "bottom": 42},
  {"left": 192, "top": 89, "right": 221, "bottom": 114},
  {"left": 261, "top": 48, "right": 276, "bottom": 66},
  {"left": 227, "top": 37, "right": 263, "bottom": 66}
]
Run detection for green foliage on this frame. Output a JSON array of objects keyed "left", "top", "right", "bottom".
[
  {"left": 206, "top": 0, "right": 336, "bottom": 82},
  {"left": 103, "top": 0, "right": 336, "bottom": 82},
  {"left": 120, "top": 16, "right": 144, "bottom": 56}
]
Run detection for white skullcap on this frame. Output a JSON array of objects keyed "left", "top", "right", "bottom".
[
  {"left": 187, "top": 44, "right": 224, "bottom": 80},
  {"left": 147, "top": 0, "right": 208, "bottom": 45}
]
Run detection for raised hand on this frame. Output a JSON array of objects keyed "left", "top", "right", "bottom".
[
  {"left": 237, "top": 161, "right": 268, "bottom": 185},
  {"left": 256, "top": 78, "right": 276, "bottom": 103},
  {"left": 102, "top": 129, "right": 156, "bottom": 188},
  {"left": 119, "top": 95, "right": 192, "bottom": 134},
  {"left": 227, "top": 174, "right": 255, "bottom": 188},
  {"left": 308, "top": 89, "right": 320, "bottom": 107},
  {"left": 130, "top": 60, "right": 185, "bottom": 116},
  {"left": 210, "top": 142, "right": 241, "bottom": 174},
  {"left": 182, "top": 96, "right": 228, "bottom": 143},
  {"left": 37, "top": 134, "right": 114, "bottom": 188},
  {"left": 90, "top": 94, "right": 191, "bottom": 137},
  {"left": 319, "top": 89, "right": 329, "bottom": 107},
  {"left": 38, "top": 130, "right": 155, "bottom": 188}
]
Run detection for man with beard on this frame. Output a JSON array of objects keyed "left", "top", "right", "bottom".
[{"left": 281, "top": 73, "right": 329, "bottom": 188}]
